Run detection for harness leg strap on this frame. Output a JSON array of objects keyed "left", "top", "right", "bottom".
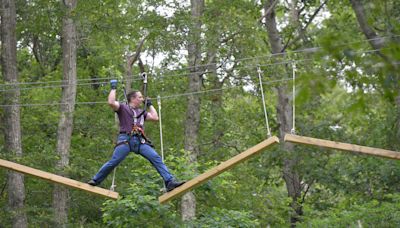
[{"left": 114, "top": 138, "right": 132, "bottom": 151}]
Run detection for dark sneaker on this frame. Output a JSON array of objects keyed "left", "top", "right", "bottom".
[
  {"left": 87, "top": 179, "right": 97, "bottom": 186},
  {"left": 166, "top": 179, "right": 185, "bottom": 192}
]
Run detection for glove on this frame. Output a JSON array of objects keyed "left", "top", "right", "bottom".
[
  {"left": 110, "top": 79, "right": 118, "bottom": 90},
  {"left": 144, "top": 98, "right": 152, "bottom": 107}
]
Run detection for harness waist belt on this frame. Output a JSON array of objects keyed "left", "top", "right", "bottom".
[{"left": 119, "top": 131, "right": 142, "bottom": 137}]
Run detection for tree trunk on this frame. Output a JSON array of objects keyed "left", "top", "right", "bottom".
[
  {"left": 1, "top": 0, "right": 28, "bottom": 227},
  {"left": 263, "top": 0, "right": 302, "bottom": 226},
  {"left": 53, "top": 0, "right": 77, "bottom": 226},
  {"left": 181, "top": 0, "right": 204, "bottom": 221},
  {"left": 208, "top": 61, "right": 225, "bottom": 150}
]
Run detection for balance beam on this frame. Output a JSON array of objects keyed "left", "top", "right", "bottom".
[
  {"left": 0, "top": 158, "right": 119, "bottom": 200},
  {"left": 284, "top": 134, "right": 400, "bottom": 160},
  {"left": 159, "top": 136, "right": 280, "bottom": 204}
]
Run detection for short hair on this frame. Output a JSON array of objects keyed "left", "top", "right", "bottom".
[{"left": 127, "top": 90, "right": 140, "bottom": 102}]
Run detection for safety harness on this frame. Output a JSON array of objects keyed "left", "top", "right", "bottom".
[{"left": 114, "top": 107, "right": 153, "bottom": 151}]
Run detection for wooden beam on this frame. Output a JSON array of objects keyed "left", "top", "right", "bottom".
[
  {"left": 159, "top": 136, "right": 280, "bottom": 204},
  {"left": 0, "top": 158, "right": 119, "bottom": 200},
  {"left": 284, "top": 134, "right": 400, "bottom": 160}
]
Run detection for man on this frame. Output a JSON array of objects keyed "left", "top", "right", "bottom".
[{"left": 88, "top": 80, "right": 185, "bottom": 192}]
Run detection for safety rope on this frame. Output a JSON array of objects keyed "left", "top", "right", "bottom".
[
  {"left": 291, "top": 63, "right": 296, "bottom": 134},
  {"left": 257, "top": 67, "right": 271, "bottom": 137},
  {"left": 110, "top": 167, "right": 117, "bottom": 191},
  {"left": 157, "top": 95, "right": 167, "bottom": 191},
  {"left": 157, "top": 96, "right": 165, "bottom": 162}
]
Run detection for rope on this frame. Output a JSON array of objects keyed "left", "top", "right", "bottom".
[
  {"left": 291, "top": 63, "right": 296, "bottom": 134},
  {"left": 110, "top": 167, "right": 117, "bottom": 191},
  {"left": 257, "top": 67, "right": 271, "bottom": 137},
  {"left": 157, "top": 96, "right": 165, "bottom": 162},
  {"left": 157, "top": 96, "right": 166, "bottom": 191}
]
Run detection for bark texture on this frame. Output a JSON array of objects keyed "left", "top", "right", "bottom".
[
  {"left": 1, "top": 0, "right": 28, "bottom": 227},
  {"left": 264, "top": 0, "right": 302, "bottom": 226},
  {"left": 181, "top": 0, "right": 204, "bottom": 221},
  {"left": 53, "top": 0, "right": 77, "bottom": 226}
]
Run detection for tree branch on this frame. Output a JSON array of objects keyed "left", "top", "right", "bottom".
[
  {"left": 259, "top": 0, "right": 279, "bottom": 25},
  {"left": 127, "top": 32, "right": 150, "bottom": 68},
  {"left": 350, "top": 0, "right": 385, "bottom": 50},
  {"left": 349, "top": 0, "right": 395, "bottom": 66},
  {"left": 283, "top": 0, "right": 328, "bottom": 51}
]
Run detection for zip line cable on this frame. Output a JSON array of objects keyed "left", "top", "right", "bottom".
[
  {"left": 0, "top": 43, "right": 391, "bottom": 90},
  {"left": 0, "top": 78, "right": 293, "bottom": 107},
  {"left": 0, "top": 37, "right": 395, "bottom": 89},
  {"left": 0, "top": 45, "right": 387, "bottom": 93},
  {"left": 0, "top": 75, "right": 144, "bottom": 87},
  {"left": 0, "top": 45, "right": 391, "bottom": 107},
  {"left": 0, "top": 44, "right": 391, "bottom": 106},
  {"left": 0, "top": 46, "right": 389, "bottom": 94},
  {"left": 0, "top": 57, "right": 310, "bottom": 92}
]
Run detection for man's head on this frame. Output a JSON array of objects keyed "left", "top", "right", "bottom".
[{"left": 127, "top": 90, "right": 144, "bottom": 107}]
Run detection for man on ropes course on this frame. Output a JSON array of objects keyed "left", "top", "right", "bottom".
[{"left": 87, "top": 78, "right": 185, "bottom": 192}]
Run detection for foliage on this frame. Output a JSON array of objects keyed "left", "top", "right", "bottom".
[
  {"left": 1, "top": 0, "right": 400, "bottom": 227},
  {"left": 190, "top": 207, "right": 261, "bottom": 227},
  {"left": 102, "top": 180, "right": 181, "bottom": 227},
  {"left": 300, "top": 194, "right": 400, "bottom": 227}
]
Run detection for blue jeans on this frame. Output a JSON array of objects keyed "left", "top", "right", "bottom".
[{"left": 92, "top": 134, "right": 174, "bottom": 184}]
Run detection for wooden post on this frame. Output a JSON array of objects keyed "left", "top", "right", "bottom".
[
  {"left": 0, "top": 158, "right": 119, "bottom": 200},
  {"left": 284, "top": 134, "right": 400, "bottom": 160},
  {"left": 159, "top": 136, "right": 280, "bottom": 204}
]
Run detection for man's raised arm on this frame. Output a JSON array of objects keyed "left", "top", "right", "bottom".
[{"left": 108, "top": 80, "right": 120, "bottom": 111}]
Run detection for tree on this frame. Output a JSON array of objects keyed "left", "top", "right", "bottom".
[
  {"left": 1, "top": 0, "right": 28, "bottom": 227},
  {"left": 181, "top": 0, "right": 205, "bottom": 221},
  {"left": 262, "top": 1, "right": 301, "bottom": 226},
  {"left": 53, "top": 0, "right": 77, "bottom": 226}
]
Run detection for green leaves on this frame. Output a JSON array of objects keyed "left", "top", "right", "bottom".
[{"left": 102, "top": 177, "right": 180, "bottom": 227}]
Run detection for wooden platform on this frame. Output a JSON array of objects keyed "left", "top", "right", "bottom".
[
  {"left": 0, "top": 158, "right": 119, "bottom": 200},
  {"left": 284, "top": 134, "right": 400, "bottom": 160},
  {"left": 159, "top": 136, "right": 280, "bottom": 204}
]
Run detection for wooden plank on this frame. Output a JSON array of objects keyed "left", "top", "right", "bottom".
[
  {"left": 159, "top": 136, "right": 280, "bottom": 204},
  {"left": 284, "top": 134, "right": 400, "bottom": 160},
  {"left": 0, "top": 158, "right": 119, "bottom": 200}
]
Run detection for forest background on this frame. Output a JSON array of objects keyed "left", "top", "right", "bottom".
[{"left": 1, "top": 0, "right": 400, "bottom": 227}]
